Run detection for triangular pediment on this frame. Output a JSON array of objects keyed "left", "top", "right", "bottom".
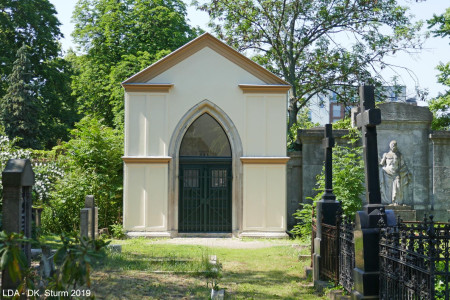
[{"left": 122, "top": 33, "right": 289, "bottom": 86}]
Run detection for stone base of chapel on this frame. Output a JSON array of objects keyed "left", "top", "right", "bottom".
[
  {"left": 125, "top": 231, "right": 288, "bottom": 239},
  {"left": 126, "top": 231, "right": 173, "bottom": 238},
  {"left": 239, "top": 231, "right": 288, "bottom": 239}
]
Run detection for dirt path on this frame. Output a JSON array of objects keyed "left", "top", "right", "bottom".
[{"left": 148, "top": 237, "right": 300, "bottom": 249}]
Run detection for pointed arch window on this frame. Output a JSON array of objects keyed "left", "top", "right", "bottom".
[{"left": 179, "top": 113, "right": 231, "bottom": 157}]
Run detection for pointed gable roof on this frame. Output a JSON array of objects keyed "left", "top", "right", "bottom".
[{"left": 122, "top": 33, "right": 290, "bottom": 86}]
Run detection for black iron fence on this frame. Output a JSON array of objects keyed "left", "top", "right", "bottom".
[
  {"left": 379, "top": 215, "right": 450, "bottom": 300},
  {"left": 312, "top": 213, "right": 449, "bottom": 299},
  {"left": 312, "top": 216, "right": 316, "bottom": 268},
  {"left": 339, "top": 216, "right": 355, "bottom": 293},
  {"left": 321, "top": 223, "right": 339, "bottom": 283}
]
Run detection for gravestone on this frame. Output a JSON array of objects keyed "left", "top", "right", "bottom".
[
  {"left": 313, "top": 124, "right": 340, "bottom": 283},
  {"left": 1, "top": 159, "right": 34, "bottom": 290},
  {"left": 80, "top": 195, "right": 98, "bottom": 239},
  {"left": 352, "top": 86, "right": 396, "bottom": 300},
  {"left": 33, "top": 206, "right": 44, "bottom": 228}
]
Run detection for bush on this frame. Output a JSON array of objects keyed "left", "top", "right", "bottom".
[
  {"left": 41, "top": 116, "right": 123, "bottom": 234},
  {"left": 110, "top": 223, "right": 126, "bottom": 239},
  {"left": 291, "top": 130, "right": 364, "bottom": 238},
  {"left": 0, "top": 136, "right": 64, "bottom": 208}
]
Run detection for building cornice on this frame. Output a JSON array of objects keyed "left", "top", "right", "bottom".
[
  {"left": 240, "top": 157, "right": 290, "bottom": 164},
  {"left": 122, "top": 156, "right": 172, "bottom": 163},
  {"left": 239, "top": 84, "right": 291, "bottom": 94},
  {"left": 122, "top": 83, "right": 173, "bottom": 93}
]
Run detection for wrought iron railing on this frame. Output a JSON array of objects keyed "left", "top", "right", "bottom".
[
  {"left": 339, "top": 216, "right": 355, "bottom": 293},
  {"left": 312, "top": 216, "right": 316, "bottom": 268},
  {"left": 379, "top": 215, "right": 450, "bottom": 300},
  {"left": 321, "top": 222, "right": 339, "bottom": 283}
]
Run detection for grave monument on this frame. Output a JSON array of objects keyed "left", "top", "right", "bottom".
[
  {"left": 313, "top": 124, "right": 340, "bottom": 283},
  {"left": 1, "top": 159, "right": 34, "bottom": 291},
  {"left": 80, "top": 195, "right": 98, "bottom": 239},
  {"left": 353, "top": 86, "right": 396, "bottom": 299}
]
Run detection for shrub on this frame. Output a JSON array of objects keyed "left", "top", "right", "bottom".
[
  {"left": 0, "top": 136, "right": 64, "bottom": 208},
  {"left": 110, "top": 223, "right": 126, "bottom": 239},
  {"left": 41, "top": 116, "right": 123, "bottom": 234},
  {"left": 291, "top": 130, "right": 364, "bottom": 238}
]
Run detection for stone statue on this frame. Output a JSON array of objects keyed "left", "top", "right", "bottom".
[{"left": 379, "top": 140, "right": 411, "bottom": 205}]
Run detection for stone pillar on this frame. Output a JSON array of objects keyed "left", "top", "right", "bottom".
[
  {"left": 298, "top": 128, "right": 325, "bottom": 204},
  {"left": 429, "top": 131, "right": 450, "bottom": 221},
  {"left": 33, "top": 207, "right": 44, "bottom": 228},
  {"left": 1, "top": 159, "right": 34, "bottom": 291},
  {"left": 80, "top": 195, "right": 98, "bottom": 239},
  {"left": 287, "top": 151, "right": 302, "bottom": 230}
]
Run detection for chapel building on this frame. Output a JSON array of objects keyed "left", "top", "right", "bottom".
[{"left": 122, "top": 33, "right": 290, "bottom": 238}]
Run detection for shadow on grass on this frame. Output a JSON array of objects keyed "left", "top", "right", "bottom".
[
  {"left": 91, "top": 269, "right": 318, "bottom": 300},
  {"left": 222, "top": 269, "right": 317, "bottom": 299},
  {"left": 90, "top": 272, "right": 210, "bottom": 299},
  {"left": 96, "top": 252, "right": 207, "bottom": 273}
]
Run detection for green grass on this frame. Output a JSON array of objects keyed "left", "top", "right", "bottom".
[{"left": 90, "top": 238, "right": 323, "bottom": 299}]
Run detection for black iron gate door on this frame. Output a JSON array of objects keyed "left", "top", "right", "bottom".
[{"left": 179, "top": 159, "right": 232, "bottom": 232}]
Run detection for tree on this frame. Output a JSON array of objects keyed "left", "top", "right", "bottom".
[
  {"left": 0, "top": 0, "right": 79, "bottom": 149},
  {"left": 428, "top": 7, "right": 450, "bottom": 130},
  {"left": 1, "top": 45, "right": 40, "bottom": 149},
  {"left": 195, "top": 0, "right": 423, "bottom": 131},
  {"left": 0, "top": 0, "right": 62, "bottom": 98},
  {"left": 71, "top": 0, "right": 202, "bottom": 127}
]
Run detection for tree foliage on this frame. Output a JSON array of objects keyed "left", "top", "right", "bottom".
[
  {"left": 428, "top": 7, "right": 450, "bottom": 131},
  {"left": 0, "top": 0, "right": 62, "bottom": 95},
  {"left": 291, "top": 130, "right": 364, "bottom": 238},
  {"left": 0, "top": 0, "right": 78, "bottom": 149},
  {"left": 196, "top": 0, "right": 423, "bottom": 130},
  {"left": 71, "top": 0, "right": 201, "bottom": 127},
  {"left": 1, "top": 44, "right": 40, "bottom": 149}
]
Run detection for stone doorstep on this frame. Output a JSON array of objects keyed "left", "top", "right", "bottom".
[
  {"left": 304, "top": 266, "right": 313, "bottom": 281},
  {"left": 239, "top": 231, "right": 288, "bottom": 238},
  {"left": 327, "top": 290, "right": 351, "bottom": 300},
  {"left": 126, "top": 231, "right": 172, "bottom": 238},
  {"left": 314, "top": 280, "right": 334, "bottom": 295},
  {"left": 298, "top": 254, "right": 310, "bottom": 261},
  {"left": 125, "top": 231, "right": 290, "bottom": 238}
]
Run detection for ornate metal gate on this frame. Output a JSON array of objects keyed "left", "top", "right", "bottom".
[{"left": 179, "top": 158, "right": 232, "bottom": 232}]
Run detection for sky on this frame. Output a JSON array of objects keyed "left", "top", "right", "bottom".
[{"left": 49, "top": 0, "right": 449, "bottom": 102}]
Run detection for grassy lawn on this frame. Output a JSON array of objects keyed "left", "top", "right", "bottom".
[{"left": 90, "top": 238, "right": 324, "bottom": 299}]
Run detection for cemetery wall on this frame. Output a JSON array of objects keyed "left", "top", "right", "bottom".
[
  {"left": 288, "top": 102, "right": 450, "bottom": 226},
  {"left": 430, "top": 131, "right": 450, "bottom": 221}
]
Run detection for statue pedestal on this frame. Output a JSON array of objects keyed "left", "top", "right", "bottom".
[{"left": 385, "top": 204, "right": 416, "bottom": 221}]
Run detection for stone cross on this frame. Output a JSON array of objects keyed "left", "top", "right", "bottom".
[
  {"left": 352, "top": 86, "right": 397, "bottom": 299},
  {"left": 322, "top": 124, "right": 336, "bottom": 201},
  {"left": 355, "top": 85, "right": 382, "bottom": 213},
  {"left": 80, "top": 195, "right": 98, "bottom": 239},
  {"left": 313, "top": 124, "right": 340, "bottom": 284}
]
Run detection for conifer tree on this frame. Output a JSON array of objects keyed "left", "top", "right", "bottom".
[{"left": 1, "top": 44, "right": 40, "bottom": 149}]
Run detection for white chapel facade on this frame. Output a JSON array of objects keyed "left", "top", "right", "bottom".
[{"left": 122, "top": 33, "right": 290, "bottom": 238}]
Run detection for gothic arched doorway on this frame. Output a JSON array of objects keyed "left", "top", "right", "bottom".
[{"left": 178, "top": 113, "right": 232, "bottom": 232}]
